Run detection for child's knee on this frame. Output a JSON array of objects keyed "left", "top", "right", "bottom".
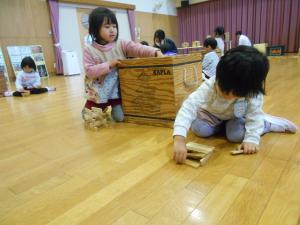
[
  {"left": 112, "top": 113, "right": 124, "bottom": 122},
  {"left": 191, "top": 119, "right": 214, "bottom": 137},
  {"left": 226, "top": 118, "right": 245, "bottom": 142},
  {"left": 111, "top": 105, "right": 124, "bottom": 122},
  {"left": 226, "top": 132, "right": 244, "bottom": 142}
]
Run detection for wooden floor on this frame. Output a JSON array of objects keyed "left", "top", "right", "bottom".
[{"left": 1, "top": 55, "right": 300, "bottom": 225}]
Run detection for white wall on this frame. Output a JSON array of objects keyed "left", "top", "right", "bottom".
[
  {"left": 103, "top": 0, "right": 177, "bottom": 16},
  {"left": 59, "top": 3, "right": 131, "bottom": 73},
  {"left": 59, "top": 5, "right": 83, "bottom": 72}
]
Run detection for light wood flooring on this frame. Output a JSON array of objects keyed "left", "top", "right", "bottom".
[{"left": 0, "top": 55, "right": 300, "bottom": 225}]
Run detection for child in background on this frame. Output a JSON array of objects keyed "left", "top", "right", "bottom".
[
  {"left": 214, "top": 26, "right": 225, "bottom": 56},
  {"left": 236, "top": 31, "right": 252, "bottom": 46},
  {"left": 173, "top": 46, "right": 298, "bottom": 163},
  {"left": 4, "top": 57, "right": 55, "bottom": 97},
  {"left": 153, "top": 29, "right": 178, "bottom": 54},
  {"left": 159, "top": 43, "right": 177, "bottom": 56},
  {"left": 83, "top": 7, "right": 163, "bottom": 122},
  {"left": 202, "top": 38, "right": 219, "bottom": 81}
]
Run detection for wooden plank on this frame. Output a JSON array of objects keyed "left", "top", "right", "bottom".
[
  {"left": 230, "top": 149, "right": 244, "bottom": 155},
  {"left": 186, "top": 147, "right": 237, "bottom": 196},
  {"left": 182, "top": 174, "right": 248, "bottom": 225},
  {"left": 266, "top": 134, "right": 299, "bottom": 161},
  {"left": 217, "top": 158, "right": 287, "bottom": 225},
  {"left": 256, "top": 161, "right": 300, "bottom": 225},
  {"left": 119, "top": 54, "right": 202, "bottom": 67},
  {"left": 78, "top": 163, "right": 183, "bottom": 225},
  {"left": 185, "top": 159, "right": 201, "bottom": 168},
  {"left": 44, "top": 152, "right": 170, "bottom": 225},
  {"left": 146, "top": 188, "right": 203, "bottom": 224},
  {"left": 110, "top": 211, "right": 148, "bottom": 225},
  {"left": 186, "top": 142, "right": 215, "bottom": 153},
  {"left": 131, "top": 166, "right": 201, "bottom": 219},
  {"left": 187, "top": 152, "right": 206, "bottom": 159}
]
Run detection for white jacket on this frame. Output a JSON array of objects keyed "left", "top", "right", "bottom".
[
  {"left": 173, "top": 77, "right": 265, "bottom": 145},
  {"left": 239, "top": 34, "right": 252, "bottom": 46},
  {"left": 15, "top": 71, "right": 41, "bottom": 91}
]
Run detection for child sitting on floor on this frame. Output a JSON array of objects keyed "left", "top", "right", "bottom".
[
  {"left": 173, "top": 46, "right": 298, "bottom": 163},
  {"left": 82, "top": 7, "right": 163, "bottom": 123},
  {"left": 4, "top": 57, "right": 55, "bottom": 97}
]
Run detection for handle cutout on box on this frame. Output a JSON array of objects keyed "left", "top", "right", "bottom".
[{"left": 183, "top": 66, "right": 198, "bottom": 88}]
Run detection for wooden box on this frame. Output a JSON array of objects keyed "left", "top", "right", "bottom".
[{"left": 118, "top": 53, "right": 202, "bottom": 127}]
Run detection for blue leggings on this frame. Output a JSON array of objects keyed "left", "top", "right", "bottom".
[
  {"left": 191, "top": 116, "right": 271, "bottom": 143},
  {"left": 111, "top": 104, "right": 124, "bottom": 122}
]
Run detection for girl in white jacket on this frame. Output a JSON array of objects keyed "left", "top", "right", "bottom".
[
  {"left": 173, "top": 46, "right": 298, "bottom": 163},
  {"left": 5, "top": 57, "right": 55, "bottom": 97}
]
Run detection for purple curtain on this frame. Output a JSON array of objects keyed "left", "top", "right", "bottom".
[
  {"left": 178, "top": 0, "right": 300, "bottom": 52},
  {"left": 48, "top": 0, "right": 63, "bottom": 74},
  {"left": 127, "top": 9, "right": 136, "bottom": 42}
]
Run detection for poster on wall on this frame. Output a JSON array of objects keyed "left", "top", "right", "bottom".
[
  {"left": 7, "top": 45, "right": 49, "bottom": 77},
  {"left": 0, "top": 47, "right": 9, "bottom": 81}
]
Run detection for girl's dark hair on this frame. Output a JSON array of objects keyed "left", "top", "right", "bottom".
[
  {"left": 153, "top": 29, "right": 165, "bottom": 44},
  {"left": 204, "top": 38, "right": 217, "bottom": 49},
  {"left": 88, "top": 7, "right": 118, "bottom": 44},
  {"left": 140, "top": 41, "right": 149, "bottom": 46},
  {"left": 214, "top": 26, "right": 225, "bottom": 36},
  {"left": 21, "top": 56, "right": 36, "bottom": 71},
  {"left": 216, "top": 46, "right": 269, "bottom": 98}
]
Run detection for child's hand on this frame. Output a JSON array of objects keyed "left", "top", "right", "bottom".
[
  {"left": 109, "top": 60, "right": 121, "bottom": 69},
  {"left": 238, "top": 142, "right": 259, "bottom": 154},
  {"left": 173, "top": 135, "right": 187, "bottom": 163}
]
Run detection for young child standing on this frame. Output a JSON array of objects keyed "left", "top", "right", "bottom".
[
  {"left": 83, "top": 7, "right": 163, "bottom": 122},
  {"left": 4, "top": 56, "right": 55, "bottom": 97},
  {"left": 173, "top": 46, "right": 298, "bottom": 163},
  {"left": 202, "top": 38, "right": 219, "bottom": 81},
  {"left": 214, "top": 26, "right": 225, "bottom": 56}
]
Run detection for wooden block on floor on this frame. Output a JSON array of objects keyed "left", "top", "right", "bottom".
[
  {"left": 185, "top": 142, "right": 215, "bottom": 168},
  {"left": 186, "top": 142, "right": 215, "bottom": 153},
  {"left": 230, "top": 149, "right": 244, "bottom": 155},
  {"left": 185, "top": 159, "right": 201, "bottom": 168},
  {"left": 187, "top": 152, "right": 206, "bottom": 160}
]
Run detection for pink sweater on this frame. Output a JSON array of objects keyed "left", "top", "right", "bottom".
[{"left": 83, "top": 40, "right": 158, "bottom": 79}]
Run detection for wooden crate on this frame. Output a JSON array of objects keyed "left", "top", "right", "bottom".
[{"left": 119, "top": 53, "right": 202, "bottom": 127}]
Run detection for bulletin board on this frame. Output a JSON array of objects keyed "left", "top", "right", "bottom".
[{"left": 7, "top": 45, "right": 49, "bottom": 77}]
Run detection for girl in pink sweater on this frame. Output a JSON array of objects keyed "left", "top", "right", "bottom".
[{"left": 83, "top": 7, "right": 163, "bottom": 122}]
